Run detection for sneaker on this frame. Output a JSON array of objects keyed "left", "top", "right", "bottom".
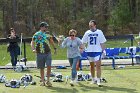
[
  {"left": 70, "top": 80, "right": 74, "bottom": 86},
  {"left": 97, "top": 79, "right": 102, "bottom": 87},
  {"left": 90, "top": 78, "right": 97, "bottom": 84},
  {"left": 97, "top": 82, "right": 102, "bottom": 87},
  {"left": 90, "top": 80, "right": 97, "bottom": 84},
  {"left": 46, "top": 81, "right": 52, "bottom": 87},
  {"left": 40, "top": 82, "right": 45, "bottom": 86}
]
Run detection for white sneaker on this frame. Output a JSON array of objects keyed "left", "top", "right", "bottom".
[
  {"left": 70, "top": 80, "right": 74, "bottom": 86},
  {"left": 90, "top": 78, "right": 97, "bottom": 84},
  {"left": 90, "top": 80, "right": 97, "bottom": 84},
  {"left": 97, "top": 78, "right": 102, "bottom": 87},
  {"left": 97, "top": 82, "right": 102, "bottom": 87}
]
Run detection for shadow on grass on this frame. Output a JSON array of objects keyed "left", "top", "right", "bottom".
[
  {"left": 45, "top": 86, "right": 78, "bottom": 93},
  {"left": 41, "top": 82, "right": 137, "bottom": 93},
  {"left": 77, "top": 82, "right": 138, "bottom": 93}
]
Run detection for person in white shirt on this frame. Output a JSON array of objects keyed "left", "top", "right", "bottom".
[{"left": 82, "top": 20, "right": 106, "bottom": 86}]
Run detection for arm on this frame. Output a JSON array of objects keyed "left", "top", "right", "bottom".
[
  {"left": 7, "top": 34, "right": 11, "bottom": 39},
  {"left": 31, "top": 38, "right": 36, "bottom": 53},
  {"left": 100, "top": 43, "right": 105, "bottom": 51},
  {"left": 49, "top": 36, "right": 56, "bottom": 49},
  {"left": 49, "top": 36, "right": 57, "bottom": 54},
  {"left": 61, "top": 38, "right": 67, "bottom": 48},
  {"left": 77, "top": 38, "right": 85, "bottom": 51},
  {"left": 100, "top": 43, "right": 106, "bottom": 58}
]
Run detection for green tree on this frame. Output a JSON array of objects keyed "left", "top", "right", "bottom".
[{"left": 109, "top": 0, "right": 133, "bottom": 35}]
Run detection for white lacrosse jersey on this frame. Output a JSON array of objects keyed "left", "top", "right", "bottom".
[{"left": 82, "top": 29, "right": 106, "bottom": 52}]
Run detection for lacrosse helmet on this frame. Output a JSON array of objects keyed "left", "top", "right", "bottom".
[
  {"left": 53, "top": 73, "right": 64, "bottom": 82},
  {"left": 55, "top": 73, "right": 62, "bottom": 79},
  {"left": 15, "top": 65, "right": 23, "bottom": 72},
  {"left": 85, "top": 73, "right": 92, "bottom": 81},
  {"left": 0, "top": 74, "right": 6, "bottom": 83},
  {"left": 20, "top": 74, "right": 33, "bottom": 84},
  {"left": 25, "top": 74, "right": 33, "bottom": 82},
  {"left": 10, "top": 79, "right": 20, "bottom": 88},
  {"left": 77, "top": 71, "right": 84, "bottom": 81}
]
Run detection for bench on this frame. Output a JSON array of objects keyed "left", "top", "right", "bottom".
[{"left": 79, "top": 47, "right": 140, "bottom": 69}]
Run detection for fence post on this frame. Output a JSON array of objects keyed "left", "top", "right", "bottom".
[
  {"left": 131, "top": 35, "right": 134, "bottom": 66},
  {"left": 24, "top": 41, "right": 26, "bottom": 66}
]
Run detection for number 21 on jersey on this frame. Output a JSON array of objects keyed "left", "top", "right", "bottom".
[{"left": 89, "top": 36, "right": 97, "bottom": 45}]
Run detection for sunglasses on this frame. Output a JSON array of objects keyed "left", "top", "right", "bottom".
[
  {"left": 69, "top": 35, "right": 75, "bottom": 37},
  {"left": 44, "top": 26, "right": 48, "bottom": 28}
]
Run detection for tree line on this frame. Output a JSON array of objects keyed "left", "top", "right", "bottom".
[{"left": 0, "top": 0, "right": 140, "bottom": 37}]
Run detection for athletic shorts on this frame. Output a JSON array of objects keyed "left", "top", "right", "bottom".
[
  {"left": 36, "top": 52, "right": 52, "bottom": 69},
  {"left": 87, "top": 52, "right": 102, "bottom": 62}
]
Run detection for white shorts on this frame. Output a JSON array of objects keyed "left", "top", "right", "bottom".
[{"left": 87, "top": 52, "right": 102, "bottom": 62}]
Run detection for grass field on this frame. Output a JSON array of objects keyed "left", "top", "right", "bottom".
[
  {"left": 0, "top": 66, "right": 140, "bottom": 93},
  {"left": 0, "top": 43, "right": 67, "bottom": 66},
  {"left": 0, "top": 39, "right": 139, "bottom": 93},
  {"left": 0, "top": 38, "right": 137, "bottom": 66}
]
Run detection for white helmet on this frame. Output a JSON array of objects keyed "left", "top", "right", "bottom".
[
  {"left": 20, "top": 74, "right": 33, "bottom": 85},
  {"left": 14, "top": 65, "right": 23, "bottom": 72},
  {"left": 55, "top": 73, "right": 62, "bottom": 79},
  {"left": 85, "top": 73, "right": 92, "bottom": 81},
  {"left": 77, "top": 71, "right": 84, "bottom": 81},
  {"left": 0, "top": 74, "right": 6, "bottom": 83}
]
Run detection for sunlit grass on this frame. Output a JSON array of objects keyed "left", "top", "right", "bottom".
[
  {"left": 0, "top": 66, "right": 140, "bottom": 93},
  {"left": 0, "top": 38, "right": 138, "bottom": 66}
]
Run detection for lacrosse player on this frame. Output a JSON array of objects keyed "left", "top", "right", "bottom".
[
  {"left": 81, "top": 20, "right": 106, "bottom": 86},
  {"left": 31, "top": 22, "right": 56, "bottom": 87}
]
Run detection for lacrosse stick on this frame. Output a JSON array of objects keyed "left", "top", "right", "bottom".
[
  {"left": 123, "top": 39, "right": 129, "bottom": 44},
  {"left": 34, "top": 75, "right": 41, "bottom": 79},
  {"left": 19, "top": 33, "right": 23, "bottom": 65},
  {"left": 52, "top": 32, "right": 59, "bottom": 42},
  {"left": 14, "top": 33, "right": 23, "bottom": 72}
]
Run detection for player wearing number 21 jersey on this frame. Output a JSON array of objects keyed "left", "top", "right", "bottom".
[
  {"left": 81, "top": 20, "right": 106, "bottom": 87},
  {"left": 82, "top": 29, "right": 106, "bottom": 52}
]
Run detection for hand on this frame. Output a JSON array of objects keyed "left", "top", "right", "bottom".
[
  {"left": 138, "top": 42, "right": 140, "bottom": 46},
  {"left": 102, "top": 50, "right": 106, "bottom": 58},
  {"left": 80, "top": 48, "right": 84, "bottom": 53},
  {"left": 32, "top": 49, "right": 36, "bottom": 53},
  {"left": 57, "top": 35, "right": 65, "bottom": 46},
  {"left": 10, "top": 35, "right": 16, "bottom": 39},
  {"left": 11, "top": 33, "right": 16, "bottom": 38}
]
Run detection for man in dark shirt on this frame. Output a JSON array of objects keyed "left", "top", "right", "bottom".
[{"left": 7, "top": 28, "right": 20, "bottom": 69}]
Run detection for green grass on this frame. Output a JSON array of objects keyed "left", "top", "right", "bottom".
[
  {"left": 0, "top": 43, "right": 67, "bottom": 66},
  {"left": 0, "top": 66, "right": 140, "bottom": 93},
  {"left": 0, "top": 39, "right": 138, "bottom": 66}
]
